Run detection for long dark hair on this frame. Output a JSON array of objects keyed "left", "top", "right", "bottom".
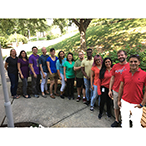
[
  {"left": 58, "top": 50, "right": 65, "bottom": 64},
  {"left": 67, "top": 52, "right": 74, "bottom": 61},
  {"left": 18, "top": 50, "right": 28, "bottom": 60},
  {"left": 99, "top": 57, "right": 113, "bottom": 79}
]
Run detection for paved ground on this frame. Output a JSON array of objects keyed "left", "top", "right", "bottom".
[
  {"left": 1, "top": 31, "right": 78, "bottom": 57},
  {"left": 0, "top": 70, "right": 115, "bottom": 128}
]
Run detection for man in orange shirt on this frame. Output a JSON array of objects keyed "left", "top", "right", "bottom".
[{"left": 108, "top": 50, "right": 130, "bottom": 127}]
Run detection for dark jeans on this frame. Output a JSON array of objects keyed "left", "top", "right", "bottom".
[
  {"left": 66, "top": 78, "right": 74, "bottom": 97},
  {"left": 99, "top": 86, "right": 112, "bottom": 116},
  {"left": 21, "top": 78, "right": 28, "bottom": 95},
  {"left": 31, "top": 74, "right": 40, "bottom": 95},
  {"left": 8, "top": 73, "right": 18, "bottom": 96}
]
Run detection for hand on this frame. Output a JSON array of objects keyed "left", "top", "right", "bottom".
[
  {"left": 43, "top": 74, "right": 46, "bottom": 79},
  {"left": 59, "top": 76, "right": 62, "bottom": 80},
  {"left": 134, "top": 104, "right": 142, "bottom": 108},
  {"left": 87, "top": 76, "right": 90, "bottom": 80},
  {"left": 118, "top": 100, "right": 121, "bottom": 108},
  {"left": 108, "top": 90, "right": 113, "bottom": 99},
  {"left": 50, "top": 72, "right": 52, "bottom": 75},
  {"left": 65, "top": 77, "right": 67, "bottom": 82},
  {"left": 34, "top": 73, "right": 37, "bottom": 78},
  {"left": 91, "top": 85, "right": 94, "bottom": 90},
  {"left": 21, "top": 74, "right": 24, "bottom": 79}
]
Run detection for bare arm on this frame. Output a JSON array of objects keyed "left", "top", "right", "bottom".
[
  {"left": 57, "top": 70, "right": 61, "bottom": 80},
  {"left": 64, "top": 67, "right": 67, "bottom": 81},
  {"left": 4, "top": 62, "right": 8, "bottom": 71},
  {"left": 17, "top": 62, "right": 24, "bottom": 79},
  {"left": 74, "top": 66, "right": 81, "bottom": 71},
  {"left": 118, "top": 81, "right": 124, "bottom": 108},
  {"left": 81, "top": 67, "right": 89, "bottom": 80},
  {"left": 46, "top": 61, "right": 52, "bottom": 75},
  {"left": 90, "top": 70, "right": 94, "bottom": 90},
  {"left": 108, "top": 75, "right": 115, "bottom": 98},
  {"left": 135, "top": 86, "right": 146, "bottom": 108},
  {"left": 39, "top": 64, "right": 45, "bottom": 79},
  {"left": 29, "top": 63, "right": 37, "bottom": 78}
]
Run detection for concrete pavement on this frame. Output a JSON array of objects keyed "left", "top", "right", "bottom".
[{"left": 0, "top": 74, "right": 115, "bottom": 128}]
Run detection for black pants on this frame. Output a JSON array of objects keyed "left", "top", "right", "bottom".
[
  {"left": 31, "top": 74, "right": 40, "bottom": 95},
  {"left": 8, "top": 73, "right": 18, "bottom": 96},
  {"left": 21, "top": 78, "right": 28, "bottom": 95},
  {"left": 99, "top": 86, "right": 112, "bottom": 116},
  {"left": 66, "top": 78, "right": 74, "bottom": 97}
]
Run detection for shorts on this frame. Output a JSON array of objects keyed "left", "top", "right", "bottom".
[
  {"left": 76, "top": 77, "right": 85, "bottom": 89},
  {"left": 113, "top": 90, "right": 119, "bottom": 109},
  {"left": 49, "top": 73, "right": 58, "bottom": 81}
]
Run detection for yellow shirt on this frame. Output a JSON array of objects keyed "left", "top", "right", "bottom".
[{"left": 81, "top": 57, "right": 94, "bottom": 78}]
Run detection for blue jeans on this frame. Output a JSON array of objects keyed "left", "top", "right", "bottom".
[
  {"left": 84, "top": 78, "right": 93, "bottom": 101},
  {"left": 8, "top": 73, "right": 18, "bottom": 96},
  {"left": 91, "top": 85, "right": 100, "bottom": 107}
]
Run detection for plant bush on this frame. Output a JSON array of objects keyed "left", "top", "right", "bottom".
[
  {"left": 0, "top": 37, "right": 8, "bottom": 48},
  {"left": 38, "top": 37, "right": 46, "bottom": 41},
  {"left": 99, "top": 44, "right": 146, "bottom": 71},
  {"left": 8, "top": 34, "right": 28, "bottom": 44}
]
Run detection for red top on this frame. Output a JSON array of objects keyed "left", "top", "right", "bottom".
[
  {"left": 112, "top": 63, "right": 130, "bottom": 92},
  {"left": 120, "top": 68, "right": 146, "bottom": 104},
  {"left": 91, "top": 66, "right": 100, "bottom": 86},
  {"left": 101, "top": 69, "right": 112, "bottom": 88}
]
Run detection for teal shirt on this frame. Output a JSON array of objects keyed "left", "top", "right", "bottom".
[
  {"left": 64, "top": 61, "right": 75, "bottom": 79},
  {"left": 56, "top": 58, "right": 67, "bottom": 74}
]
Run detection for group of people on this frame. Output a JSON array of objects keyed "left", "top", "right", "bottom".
[{"left": 4, "top": 46, "right": 146, "bottom": 128}]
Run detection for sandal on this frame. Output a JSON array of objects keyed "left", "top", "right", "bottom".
[
  {"left": 13, "top": 95, "right": 20, "bottom": 99},
  {"left": 23, "top": 95, "right": 28, "bottom": 98},
  {"left": 54, "top": 93, "right": 59, "bottom": 96}
]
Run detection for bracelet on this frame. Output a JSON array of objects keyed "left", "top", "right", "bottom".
[{"left": 140, "top": 104, "right": 143, "bottom": 107}]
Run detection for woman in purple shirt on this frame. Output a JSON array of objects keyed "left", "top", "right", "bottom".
[{"left": 17, "top": 50, "right": 30, "bottom": 98}]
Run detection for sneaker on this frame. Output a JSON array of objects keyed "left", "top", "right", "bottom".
[
  {"left": 111, "top": 121, "right": 119, "bottom": 127},
  {"left": 90, "top": 106, "right": 94, "bottom": 111},
  {"left": 83, "top": 98, "right": 87, "bottom": 104},
  {"left": 68, "top": 96, "right": 71, "bottom": 100},
  {"left": 72, "top": 96, "right": 75, "bottom": 100},
  {"left": 76, "top": 97, "right": 81, "bottom": 102},
  {"left": 85, "top": 100, "right": 90, "bottom": 106},
  {"left": 98, "top": 113, "right": 102, "bottom": 119},
  {"left": 34, "top": 95, "right": 39, "bottom": 98}
]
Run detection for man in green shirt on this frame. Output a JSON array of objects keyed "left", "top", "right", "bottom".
[{"left": 74, "top": 51, "right": 86, "bottom": 103}]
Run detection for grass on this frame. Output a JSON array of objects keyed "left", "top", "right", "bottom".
[{"left": 28, "top": 19, "right": 146, "bottom": 59}]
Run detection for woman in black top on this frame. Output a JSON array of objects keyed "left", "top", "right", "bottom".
[{"left": 5, "top": 49, "right": 19, "bottom": 99}]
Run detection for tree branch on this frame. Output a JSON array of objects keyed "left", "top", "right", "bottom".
[
  {"left": 72, "top": 19, "right": 80, "bottom": 27},
  {"left": 83, "top": 19, "right": 92, "bottom": 30}
]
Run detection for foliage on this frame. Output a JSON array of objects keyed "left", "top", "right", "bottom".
[
  {"left": 30, "top": 38, "right": 37, "bottom": 42},
  {"left": 52, "top": 18, "right": 69, "bottom": 34},
  {"left": 8, "top": 34, "right": 28, "bottom": 44},
  {"left": 100, "top": 44, "right": 146, "bottom": 71},
  {"left": 0, "top": 19, "right": 49, "bottom": 37},
  {"left": 38, "top": 37, "right": 46, "bottom": 41},
  {"left": 0, "top": 36, "right": 8, "bottom": 48}
]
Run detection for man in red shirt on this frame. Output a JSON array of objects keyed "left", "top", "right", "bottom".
[
  {"left": 108, "top": 50, "right": 130, "bottom": 127},
  {"left": 118, "top": 54, "right": 146, "bottom": 128}
]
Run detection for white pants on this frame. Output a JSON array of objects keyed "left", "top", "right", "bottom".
[
  {"left": 40, "top": 72, "right": 49, "bottom": 92},
  {"left": 121, "top": 99, "right": 143, "bottom": 128},
  {"left": 60, "top": 73, "right": 66, "bottom": 92}
]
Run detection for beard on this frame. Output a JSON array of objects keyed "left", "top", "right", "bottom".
[{"left": 119, "top": 58, "right": 125, "bottom": 63}]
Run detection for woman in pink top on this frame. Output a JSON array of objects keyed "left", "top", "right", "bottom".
[{"left": 90, "top": 55, "right": 102, "bottom": 111}]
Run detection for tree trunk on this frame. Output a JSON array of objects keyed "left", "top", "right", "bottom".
[
  {"left": 79, "top": 28, "right": 86, "bottom": 51},
  {"left": 72, "top": 19, "right": 92, "bottom": 52}
]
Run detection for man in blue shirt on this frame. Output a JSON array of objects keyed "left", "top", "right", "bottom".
[
  {"left": 39, "top": 47, "right": 49, "bottom": 98},
  {"left": 47, "top": 48, "right": 59, "bottom": 99}
]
